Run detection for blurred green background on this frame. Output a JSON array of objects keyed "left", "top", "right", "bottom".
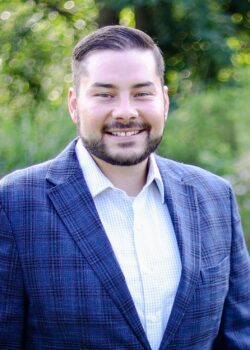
[{"left": 0, "top": 0, "right": 249, "bottom": 249}]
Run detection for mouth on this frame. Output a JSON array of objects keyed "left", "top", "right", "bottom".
[{"left": 106, "top": 130, "right": 142, "bottom": 137}]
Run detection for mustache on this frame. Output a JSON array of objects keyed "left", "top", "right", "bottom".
[{"left": 103, "top": 121, "right": 150, "bottom": 132}]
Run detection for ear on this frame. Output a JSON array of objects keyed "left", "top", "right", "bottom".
[
  {"left": 68, "top": 87, "right": 78, "bottom": 124},
  {"left": 163, "top": 85, "right": 169, "bottom": 121}
]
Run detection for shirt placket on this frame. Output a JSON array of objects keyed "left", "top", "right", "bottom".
[{"left": 132, "top": 190, "right": 162, "bottom": 350}]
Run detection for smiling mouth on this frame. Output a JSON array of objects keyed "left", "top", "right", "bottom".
[
  {"left": 107, "top": 130, "right": 142, "bottom": 137},
  {"left": 103, "top": 122, "right": 149, "bottom": 137}
]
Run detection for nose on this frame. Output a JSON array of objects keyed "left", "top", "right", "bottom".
[{"left": 111, "top": 95, "right": 139, "bottom": 121}]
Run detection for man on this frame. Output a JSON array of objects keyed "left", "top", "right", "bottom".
[{"left": 0, "top": 25, "right": 249, "bottom": 350}]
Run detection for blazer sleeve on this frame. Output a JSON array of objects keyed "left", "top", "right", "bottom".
[
  {"left": 0, "top": 205, "right": 26, "bottom": 349},
  {"left": 213, "top": 187, "right": 250, "bottom": 349}
]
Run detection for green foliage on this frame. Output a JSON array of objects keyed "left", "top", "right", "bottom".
[
  {"left": 0, "top": 101, "right": 75, "bottom": 174},
  {"left": 99, "top": 0, "right": 250, "bottom": 98},
  {"left": 0, "top": 0, "right": 98, "bottom": 173},
  {"left": 159, "top": 67, "right": 250, "bottom": 171},
  {"left": 0, "top": 0, "right": 97, "bottom": 102},
  {"left": 158, "top": 66, "right": 250, "bottom": 248}
]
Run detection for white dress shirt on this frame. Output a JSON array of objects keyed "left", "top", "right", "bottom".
[{"left": 76, "top": 140, "right": 182, "bottom": 350}]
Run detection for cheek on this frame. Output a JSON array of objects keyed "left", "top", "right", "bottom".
[
  {"left": 147, "top": 112, "right": 165, "bottom": 136},
  {"left": 78, "top": 118, "right": 100, "bottom": 135},
  {"left": 84, "top": 104, "right": 109, "bottom": 123},
  {"left": 78, "top": 105, "right": 106, "bottom": 129},
  {"left": 143, "top": 105, "right": 165, "bottom": 124},
  {"left": 78, "top": 117, "right": 108, "bottom": 141}
]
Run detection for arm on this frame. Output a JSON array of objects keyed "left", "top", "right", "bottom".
[
  {"left": 213, "top": 188, "right": 250, "bottom": 349},
  {"left": 0, "top": 205, "right": 26, "bottom": 349}
]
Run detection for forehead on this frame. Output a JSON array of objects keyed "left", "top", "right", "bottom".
[{"left": 80, "top": 49, "right": 159, "bottom": 84}]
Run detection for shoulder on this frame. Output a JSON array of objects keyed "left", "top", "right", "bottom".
[
  {"left": 0, "top": 139, "right": 78, "bottom": 193},
  {"left": 155, "top": 155, "right": 231, "bottom": 193},
  {"left": 156, "top": 155, "right": 241, "bottom": 223},
  {"left": 0, "top": 139, "right": 80, "bottom": 209},
  {"left": 0, "top": 160, "right": 51, "bottom": 190},
  {"left": 0, "top": 160, "right": 53, "bottom": 212}
]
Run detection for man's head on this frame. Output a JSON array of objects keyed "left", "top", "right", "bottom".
[
  {"left": 72, "top": 25, "right": 165, "bottom": 93},
  {"left": 68, "top": 26, "right": 169, "bottom": 167}
]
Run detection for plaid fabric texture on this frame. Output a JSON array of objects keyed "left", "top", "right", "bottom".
[{"left": 0, "top": 139, "right": 250, "bottom": 350}]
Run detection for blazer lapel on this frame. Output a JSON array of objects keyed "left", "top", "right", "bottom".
[
  {"left": 157, "top": 159, "right": 201, "bottom": 349},
  {"left": 46, "top": 141, "right": 150, "bottom": 350}
]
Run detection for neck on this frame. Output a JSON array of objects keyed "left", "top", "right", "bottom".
[{"left": 93, "top": 157, "right": 149, "bottom": 196}]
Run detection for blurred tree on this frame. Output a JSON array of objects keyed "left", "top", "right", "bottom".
[
  {"left": 0, "top": 0, "right": 98, "bottom": 173},
  {"left": 96, "top": 0, "right": 119, "bottom": 27},
  {"left": 158, "top": 67, "right": 250, "bottom": 174},
  {"left": 0, "top": 0, "right": 97, "bottom": 103},
  {"left": 157, "top": 66, "right": 250, "bottom": 247},
  {"left": 97, "top": 0, "right": 250, "bottom": 98}
]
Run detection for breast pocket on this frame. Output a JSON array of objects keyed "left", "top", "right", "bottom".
[
  {"left": 179, "top": 256, "right": 231, "bottom": 345},
  {"left": 183, "top": 256, "right": 230, "bottom": 338},
  {"left": 200, "top": 256, "right": 230, "bottom": 285},
  {"left": 195, "top": 255, "right": 230, "bottom": 327}
]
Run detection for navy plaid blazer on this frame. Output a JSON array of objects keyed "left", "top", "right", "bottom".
[{"left": 0, "top": 139, "right": 250, "bottom": 349}]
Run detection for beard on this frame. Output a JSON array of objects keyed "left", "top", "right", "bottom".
[{"left": 78, "top": 120, "right": 163, "bottom": 166}]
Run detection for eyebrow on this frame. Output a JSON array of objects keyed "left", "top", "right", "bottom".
[
  {"left": 132, "top": 82, "right": 155, "bottom": 88},
  {"left": 91, "top": 81, "right": 155, "bottom": 89},
  {"left": 91, "top": 83, "right": 115, "bottom": 89}
]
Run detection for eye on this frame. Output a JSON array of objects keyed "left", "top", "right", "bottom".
[
  {"left": 95, "top": 93, "right": 114, "bottom": 98},
  {"left": 134, "top": 92, "right": 152, "bottom": 98}
]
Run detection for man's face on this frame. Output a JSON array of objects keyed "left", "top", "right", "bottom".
[{"left": 68, "top": 49, "right": 169, "bottom": 166}]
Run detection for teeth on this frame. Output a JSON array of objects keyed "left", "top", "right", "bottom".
[{"left": 111, "top": 130, "right": 140, "bottom": 137}]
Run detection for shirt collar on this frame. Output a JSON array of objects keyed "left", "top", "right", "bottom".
[
  {"left": 146, "top": 153, "right": 165, "bottom": 203},
  {"left": 75, "top": 139, "right": 165, "bottom": 203}
]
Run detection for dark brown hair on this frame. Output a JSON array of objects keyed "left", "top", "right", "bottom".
[{"left": 72, "top": 25, "right": 165, "bottom": 90}]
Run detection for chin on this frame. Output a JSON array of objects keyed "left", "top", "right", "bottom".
[{"left": 81, "top": 135, "right": 162, "bottom": 166}]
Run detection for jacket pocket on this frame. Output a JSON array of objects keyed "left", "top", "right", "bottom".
[{"left": 200, "top": 256, "right": 230, "bottom": 285}]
